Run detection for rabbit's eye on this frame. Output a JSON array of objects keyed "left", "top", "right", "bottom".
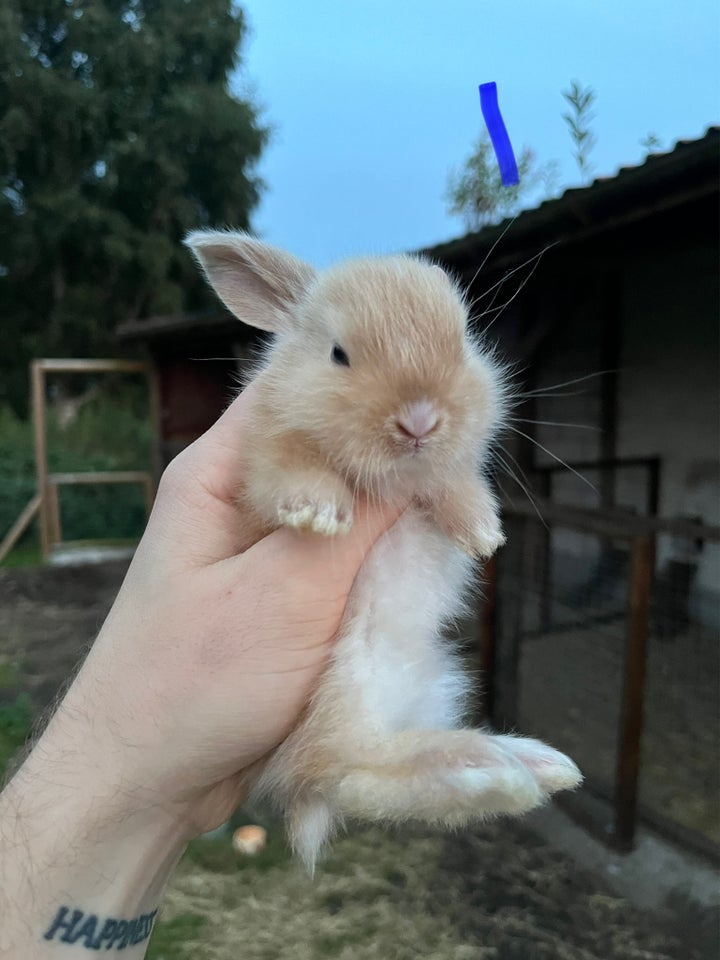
[{"left": 331, "top": 344, "right": 350, "bottom": 367}]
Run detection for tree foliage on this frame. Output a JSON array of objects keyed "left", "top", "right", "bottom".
[
  {"left": 447, "top": 79, "right": 605, "bottom": 231},
  {"left": 446, "top": 134, "right": 559, "bottom": 232},
  {"left": 0, "top": 0, "right": 267, "bottom": 414},
  {"left": 640, "top": 132, "right": 662, "bottom": 156},
  {"left": 562, "top": 80, "right": 597, "bottom": 181}
]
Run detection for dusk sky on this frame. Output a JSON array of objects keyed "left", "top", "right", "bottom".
[{"left": 236, "top": 1, "right": 719, "bottom": 267}]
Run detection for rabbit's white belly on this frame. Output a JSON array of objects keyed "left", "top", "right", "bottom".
[{"left": 329, "top": 509, "right": 474, "bottom": 736}]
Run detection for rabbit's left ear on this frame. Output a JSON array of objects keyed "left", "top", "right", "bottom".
[{"left": 184, "top": 230, "right": 317, "bottom": 333}]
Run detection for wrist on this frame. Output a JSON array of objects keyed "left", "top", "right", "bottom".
[{"left": 0, "top": 713, "right": 188, "bottom": 957}]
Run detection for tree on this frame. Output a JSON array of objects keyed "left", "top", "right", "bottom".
[
  {"left": 562, "top": 80, "right": 597, "bottom": 182},
  {"left": 0, "top": 0, "right": 267, "bottom": 415},
  {"left": 640, "top": 132, "right": 662, "bottom": 156},
  {"left": 446, "top": 134, "right": 559, "bottom": 231}
]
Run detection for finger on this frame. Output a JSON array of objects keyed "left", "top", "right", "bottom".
[
  {"left": 241, "top": 496, "right": 406, "bottom": 600},
  {"left": 136, "top": 387, "right": 259, "bottom": 570},
  {"left": 176, "top": 383, "right": 259, "bottom": 505}
]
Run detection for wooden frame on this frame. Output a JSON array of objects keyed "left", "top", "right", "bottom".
[{"left": 29, "top": 359, "right": 160, "bottom": 562}]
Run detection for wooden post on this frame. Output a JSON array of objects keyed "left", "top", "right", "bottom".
[
  {"left": 538, "top": 471, "right": 553, "bottom": 632},
  {"left": 0, "top": 494, "right": 41, "bottom": 564},
  {"left": 478, "top": 554, "right": 498, "bottom": 724},
  {"left": 143, "top": 475, "right": 154, "bottom": 518},
  {"left": 31, "top": 362, "right": 49, "bottom": 560},
  {"left": 148, "top": 361, "right": 162, "bottom": 491},
  {"left": 613, "top": 534, "right": 654, "bottom": 849},
  {"left": 47, "top": 482, "right": 62, "bottom": 547}
]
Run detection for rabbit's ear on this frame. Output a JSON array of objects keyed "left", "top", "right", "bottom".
[{"left": 184, "top": 230, "right": 316, "bottom": 333}]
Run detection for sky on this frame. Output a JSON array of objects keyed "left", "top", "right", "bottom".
[{"left": 235, "top": 1, "right": 720, "bottom": 267}]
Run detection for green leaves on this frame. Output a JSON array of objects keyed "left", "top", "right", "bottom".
[
  {"left": 446, "top": 135, "right": 558, "bottom": 231},
  {"left": 562, "top": 80, "right": 597, "bottom": 180},
  {"left": 0, "top": 0, "right": 267, "bottom": 414},
  {"left": 447, "top": 79, "right": 601, "bottom": 230}
]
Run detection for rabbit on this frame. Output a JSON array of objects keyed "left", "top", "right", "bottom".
[{"left": 185, "top": 230, "right": 583, "bottom": 871}]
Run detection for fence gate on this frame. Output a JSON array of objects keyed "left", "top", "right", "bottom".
[{"left": 0, "top": 359, "right": 160, "bottom": 565}]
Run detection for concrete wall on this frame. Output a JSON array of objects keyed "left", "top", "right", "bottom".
[{"left": 617, "top": 240, "right": 719, "bottom": 622}]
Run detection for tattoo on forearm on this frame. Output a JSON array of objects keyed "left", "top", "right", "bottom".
[{"left": 43, "top": 906, "right": 159, "bottom": 951}]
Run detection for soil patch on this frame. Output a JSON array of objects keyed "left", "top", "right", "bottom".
[{"left": 1, "top": 562, "right": 715, "bottom": 959}]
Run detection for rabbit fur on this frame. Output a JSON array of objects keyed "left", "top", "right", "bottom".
[{"left": 185, "top": 230, "right": 582, "bottom": 870}]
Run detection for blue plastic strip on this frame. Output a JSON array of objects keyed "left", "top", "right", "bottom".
[{"left": 479, "top": 82, "right": 519, "bottom": 187}]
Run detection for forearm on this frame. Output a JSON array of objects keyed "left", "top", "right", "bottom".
[{"left": 0, "top": 702, "right": 187, "bottom": 958}]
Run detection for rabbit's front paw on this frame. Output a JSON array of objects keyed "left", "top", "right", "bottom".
[
  {"left": 446, "top": 511, "right": 505, "bottom": 559},
  {"left": 278, "top": 495, "right": 353, "bottom": 536},
  {"left": 465, "top": 518, "right": 506, "bottom": 559},
  {"left": 430, "top": 474, "right": 505, "bottom": 559}
]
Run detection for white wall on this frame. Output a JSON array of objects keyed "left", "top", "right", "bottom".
[
  {"left": 520, "top": 240, "right": 718, "bottom": 626},
  {"left": 617, "top": 242, "right": 719, "bottom": 620}
]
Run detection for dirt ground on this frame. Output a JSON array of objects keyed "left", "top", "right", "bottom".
[
  {"left": 518, "top": 622, "right": 720, "bottom": 845},
  {"left": 0, "top": 561, "right": 716, "bottom": 960},
  {"left": 0, "top": 559, "right": 130, "bottom": 711}
]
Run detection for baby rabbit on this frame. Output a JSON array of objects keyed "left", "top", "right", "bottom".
[{"left": 186, "top": 231, "right": 582, "bottom": 870}]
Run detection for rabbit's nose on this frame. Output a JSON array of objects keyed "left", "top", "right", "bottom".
[{"left": 396, "top": 400, "right": 440, "bottom": 440}]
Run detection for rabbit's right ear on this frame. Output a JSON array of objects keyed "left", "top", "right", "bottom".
[{"left": 184, "top": 230, "right": 317, "bottom": 333}]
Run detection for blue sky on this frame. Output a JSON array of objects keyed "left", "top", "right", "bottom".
[{"left": 235, "top": 1, "right": 719, "bottom": 267}]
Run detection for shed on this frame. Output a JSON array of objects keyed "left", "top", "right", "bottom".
[
  {"left": 116, "top": 126, "right": 720, "bottom": 855},
  {"left": 423, "top": 126, "right": 719, "bottom": 623},
  {"left": 422, "top": 126, "right": 719, "bottom": 857}
]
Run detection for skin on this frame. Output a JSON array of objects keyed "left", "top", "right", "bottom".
[{"left": 0, "top": 384, "right": 402, "bottom": 959}]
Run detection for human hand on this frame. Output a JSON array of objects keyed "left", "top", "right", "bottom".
[
  {"left": 0, "top": 385, "right": 401, "bottom": 956},
  {"left": 68, "top": 382, "right": 400, "bottom": 834}
]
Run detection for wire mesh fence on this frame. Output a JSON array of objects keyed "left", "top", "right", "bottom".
[
  {"left": 480, "top": 502, "right": 720, "bottom": 859},
  {"left": 641, "top": 530, "right": 719, "bottom": 848}
]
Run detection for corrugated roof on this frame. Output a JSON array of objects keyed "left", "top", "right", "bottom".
[
  {"left": 118, "top": 127, "right": 718, "bottom": 341},
  {"left": 423, "top": 125, "right": 719, "bottom": 271},
  {"left": 116, "top": 308, "right": 235, "bottom": 342}
]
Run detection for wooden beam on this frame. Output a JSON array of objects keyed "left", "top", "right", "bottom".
[
  {"left": 502, "top": 496, "right": 720, "bottom": 543},
  {"left": 532, "top": 455, "right": 661, "bottom": 474},
  {"left": 47, "top": 482, "right": 62, "bottom": 546},
  {"left": 47, "top": 471, "right": 152, "bottom": 485},
  {"left": 0, "top": 494, "right": 42, "bottom": 564},
  {"left": 613, "top": 535, "right": 655, "bottom": 850},
  {"left": 450, "top": 179, "right": 718, "bottom": 282},
  {"left": 36, "top": 358, "right": 150, "bottom": 373},
  {"left": 31, "top": 362, "right": 49, "bottom": 560}
]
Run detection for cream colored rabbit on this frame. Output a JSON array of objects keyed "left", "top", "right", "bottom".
[{"left": 186, "top": 231, "right": 582, "bottom": 870}]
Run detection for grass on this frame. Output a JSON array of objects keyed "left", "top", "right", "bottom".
[
  {"left": 0, "top": 694, "right": 32, "bottom": 779},
  {"left": 0, "top": 386, "right": 151, "bottom": 565},
  {"left": 148, "top": 822, "right": 712, "bottom": 960},
  {"left": 314, "top": 926, "right": 379, "bottom": 957},
  {"left": 147, "top": 826, "right": 291, "bottom": 959},
  {"left": 184, "top": 826, "right": 292, "bottom": 877},
  {"left": 0, "top": 656, "right": 33, "bottom": 781},
  {"left": 146, "top": 913, "right": 208, "bottom": 960},
  {"left": 152, "top": 826, "right": 475, "bottom": 960},
  {"left": 0, "top": 659, "right": 22, "bottom": 690},
  {"left": 0, "top": 543, "right": 43, "bottom": 568}
]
